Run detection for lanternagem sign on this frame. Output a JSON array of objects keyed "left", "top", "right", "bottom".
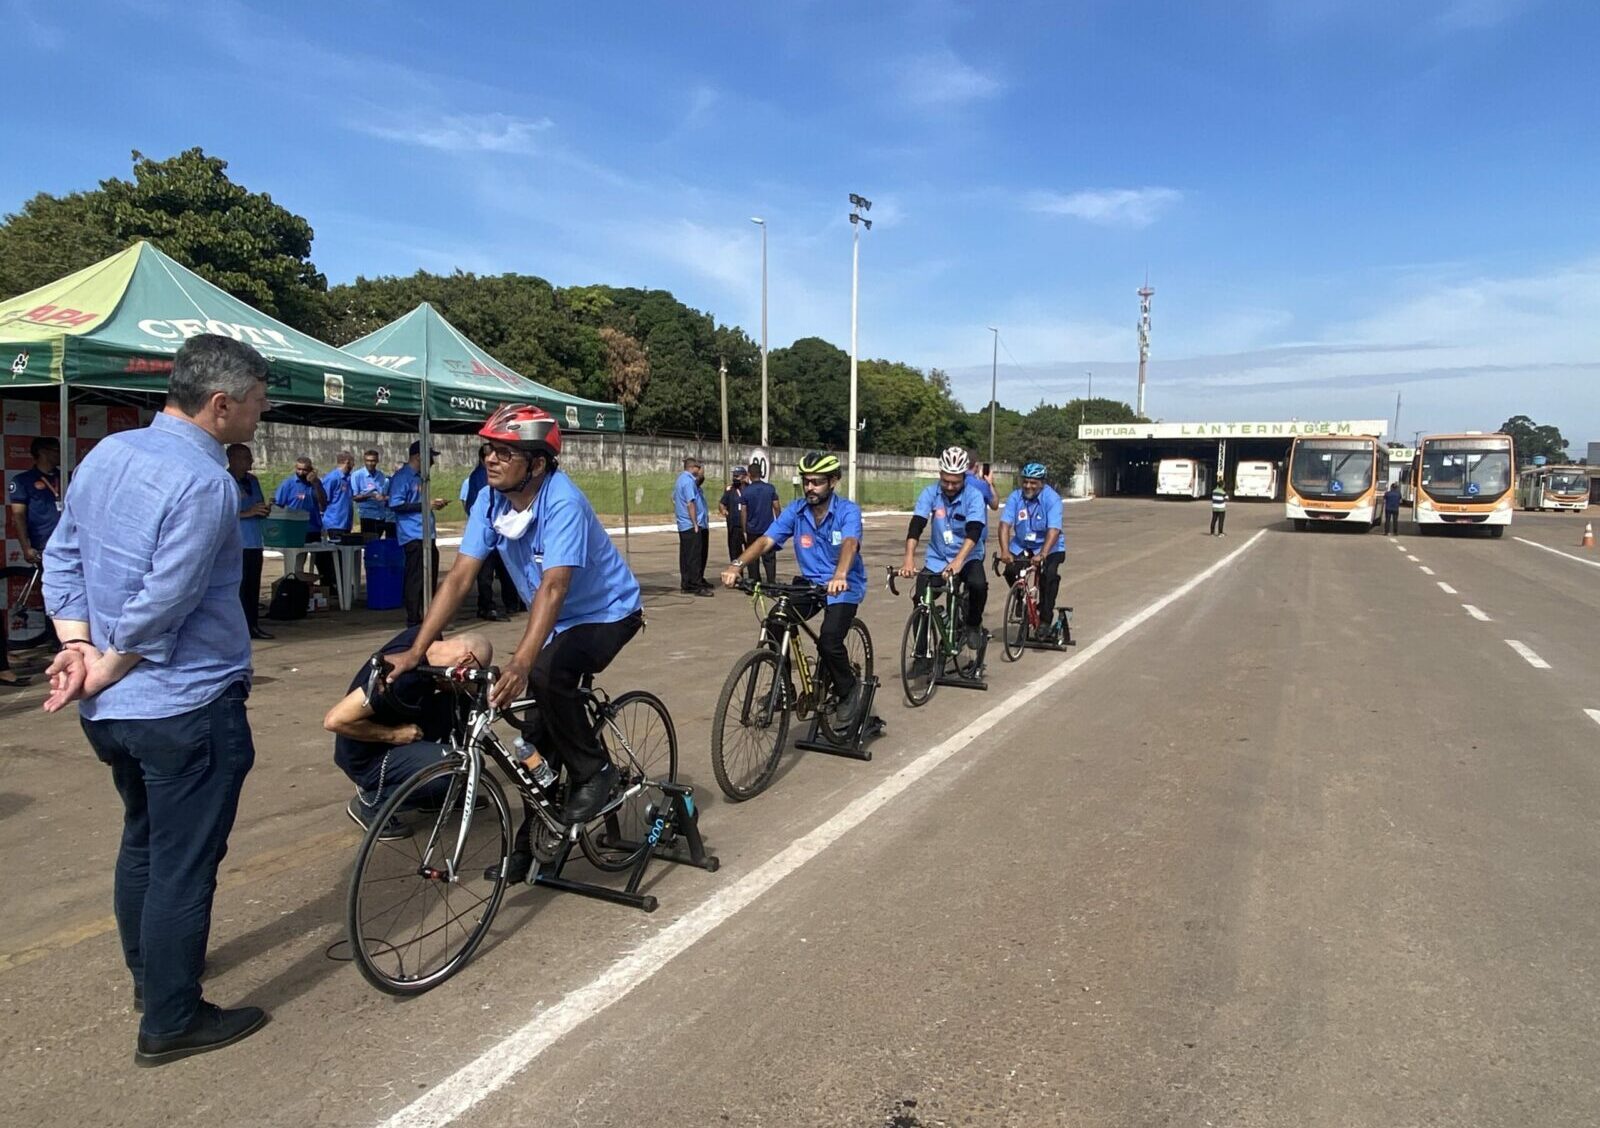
[{"left": 1078, "top": 420, "right": 1389, "bottom": 440}]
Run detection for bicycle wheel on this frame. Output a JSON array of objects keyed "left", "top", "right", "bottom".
[
  {"left": 711, "top": 648, "right": 791, "bottom": 800},
  {"left": 816, "top": 619, "right": 875, "bottom": 744},
  {"left": 581, "top": 690, "right": 679, "bottom": 871},
  {"left": 1000, "top": 586, "right": 1027, "bottom": 661},
  {"left": 899, "top": 605, "right": 938, "bottom": 707},
  {"left": 346, "top": 760, "right": 513, "bottom": 996}
]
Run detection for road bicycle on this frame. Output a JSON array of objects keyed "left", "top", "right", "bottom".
[
  {"left": 345, "top": 656, "right": 695, "bottom": 995},
  {"left": 709, "top": 578, "right": 874, "bottom": 801},
  {"left": 887, "top": 565, "right": 988, "bottom": 707},
  {"left": 992, "top": 553, "right": 1073, "bottom": 661}
]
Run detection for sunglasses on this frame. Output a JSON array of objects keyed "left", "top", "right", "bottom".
[
  {"left": 801, "top": 476, "right": 832, "bottom": 488},
  {"left": 484, "top": 443, "right": 530, "bottom": 463}
]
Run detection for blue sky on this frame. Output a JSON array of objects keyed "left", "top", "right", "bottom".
[{"left": 5, "top": 0, "right": 1598, "bottom": 449}]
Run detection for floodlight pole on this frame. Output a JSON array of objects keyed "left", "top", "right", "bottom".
[
  {"left": 987, "top": 326, "right": 999, "bottom": 466},
  {"left": 847, "top": 193, "right": 871, "bottom": 499},
  {"left": 752, "top": 218, "right": 768, "bottom": 447}
]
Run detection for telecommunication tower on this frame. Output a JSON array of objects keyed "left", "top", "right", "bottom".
[{"left": 1136, "top": 281, "right": 1154, "bottom": 417}]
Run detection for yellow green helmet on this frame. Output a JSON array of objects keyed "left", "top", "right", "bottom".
[{"left": 798, "top": 450, "right": 841, "bottom": 476}]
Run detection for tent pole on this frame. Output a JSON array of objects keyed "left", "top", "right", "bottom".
[
  {"left": 58, "top": 381, "right": 72, "bottom": 484},
  {"left": 620, "top": 425, "right": 631, "bottom": 564},
  {"left": 420, "top": 384, "right": 433, "bottom": 615}
]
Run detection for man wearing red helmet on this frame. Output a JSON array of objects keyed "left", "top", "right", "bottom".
[{"left": 385, "top": 405, "right": 643, "bottom": 828}]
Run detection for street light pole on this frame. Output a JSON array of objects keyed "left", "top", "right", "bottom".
[
  {"left": 751, "top": 217, "right": 768, "bottom": 447},
  {"left": 847, "top": 193, "right": 872, "bottom": 500},
  {"left": 987, "top": 326, "right": 999, "bottom": 466}
]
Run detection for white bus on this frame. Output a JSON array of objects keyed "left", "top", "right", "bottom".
[
  {"left": 1234, "top": 460, "right": 1279, "bottom": 500},
  {"left": 1516, "top": 465, "right": 1589, "bottom": 512},
  {"left": 1156, "top": 458, "right": 1210, "bottom": 499}
]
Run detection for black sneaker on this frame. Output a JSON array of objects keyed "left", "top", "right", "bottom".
[
  {"left": 965, "top": 626, "right": 984, "bottom": 653},
  {"left": 346, "top": 797, "right": 411, "bottom": 841},
  {"left": 834, "top": 681, "right": 864, "bottom": 728},
  {"left": 135, "top": 1002, "right": 268, "bottom": 1067},
  {"left": 484, "top": 850, "right": 534, "bottom": 884},
  {"left": 562, "top": 762, "right": 617, "bottom": 825}
]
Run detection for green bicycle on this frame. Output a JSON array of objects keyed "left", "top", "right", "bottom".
[{"left": 887, "top": 565, "right": 988, "bottom": 707}]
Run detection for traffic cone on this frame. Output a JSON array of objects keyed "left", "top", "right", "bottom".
[{"left": 1582, "top": 522, "right": 1595, "bottom": 549}]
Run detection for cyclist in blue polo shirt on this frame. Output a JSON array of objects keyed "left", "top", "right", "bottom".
[
  {"left": 899, "top": 446, "right": 990, "bottom": 652},
  {"left": 722, "top": 450, "right": 867, "bottom": 724},
  {"left": 386, "top": 404, "right": 643, "bottom": 838},
  {"left": 998, "top": 461, "right": 1066, "bottom": 640}
]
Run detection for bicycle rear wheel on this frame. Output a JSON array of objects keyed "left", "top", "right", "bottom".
[
  {"left": 711, "top": 648, "right": 791, "bottom": 800},
  {"left": 345, "top": 760, "right": 512, "bottom": 996},
  {"left": 899, "top": 606, "right": 937, "bottom": 707},
  {"left": 1001, "top": 586, "right": 1027, "bottom": 661},
  {"left": 816, "top": 618, "right": 875, "bottom": 744},
  {"left": 581, "top": 690, "right": 679, "bottom": 871}
]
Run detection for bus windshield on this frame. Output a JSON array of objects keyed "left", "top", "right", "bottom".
[
  {"left": 1550, "top": 470, "right": 1587, "bottom": 494},
  {"left": 1290, "top": 442, "right": 1374, "bottom": 499},
  {"left": 1420, "top": 446, "right": 1511, "bottom": 502}
]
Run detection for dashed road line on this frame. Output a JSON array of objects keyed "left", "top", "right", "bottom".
[
  {"left": 1513, "top": 536, "right": 1600, "bottom": 570},
  {"left": 1419, "top": 565, "right": 1435, "bottom": 575},
  {"left": 1585, "top": 709, "right": 1600, "bottom": 728},
  {"left": 1505, "top": 640, "right": 1551, "bottom": 669},
  {"left": 1462, "top": 604, "right": 1490, "bottom": 621},
  {"left": 1406, "top": 554, "right": 1421, "bottom": 562},
  {"left": 1436, "top": 581, "right": 1458, "bottom": 595}
]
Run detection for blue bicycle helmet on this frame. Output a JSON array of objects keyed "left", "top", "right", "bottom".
[{"left": 1021, "top": 462, "right": 1048, "bottom": 480}]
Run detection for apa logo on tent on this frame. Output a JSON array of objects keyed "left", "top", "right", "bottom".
[{"left": 0, "top": 304, "right": 99, "bottom": 329}]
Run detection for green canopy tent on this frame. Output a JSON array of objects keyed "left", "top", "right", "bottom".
[
  {"left": 341, "top": 305, "right": 635, "bottom": 588},
  {"left": 0, "top": 242, "right": 424, "bottom": 474}
]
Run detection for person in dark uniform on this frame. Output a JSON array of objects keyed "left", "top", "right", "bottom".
[{"left": 718, "top": 466, "right": 747, "bottom": 567}]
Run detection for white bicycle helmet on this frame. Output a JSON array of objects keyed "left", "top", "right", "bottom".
[{"left": 938, "top": 446, "right": 970, "bottom": 474}]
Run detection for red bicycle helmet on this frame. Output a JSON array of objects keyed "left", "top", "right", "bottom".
[{"left": 479, "top": 403, "right": 563, "bottom": 457}]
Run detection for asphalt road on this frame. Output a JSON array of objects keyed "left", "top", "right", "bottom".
[{"left": 2, "top": 500, "right": 1596, "bottom": 1127}]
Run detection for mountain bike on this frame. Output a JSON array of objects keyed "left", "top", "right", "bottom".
[
  {"left": 887, "top": 565, "right": 987, "bottom": 707},
  {"left": 710, "top": 578, "right": 874, "bottom": 801},
  {"left": 993, "top": 553, "right": 1073, "bottom": 661},
  {"left": 345, "top": 656, "right": 683, "bottom": 995}
]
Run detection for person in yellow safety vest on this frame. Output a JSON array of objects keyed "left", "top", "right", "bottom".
[{"left": 1209, "top": 481, "right": 1228, "bottom": 537}]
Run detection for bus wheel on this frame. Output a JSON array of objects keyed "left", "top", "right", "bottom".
[
  {"left": 1293, "top": 519, "right": 1308, "bottom": 532},
  {"left": 1489, "top": 525, "right": 1505, "bottom": 538}
]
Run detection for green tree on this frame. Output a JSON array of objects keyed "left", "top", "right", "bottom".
[
  {"left": 0, "top": 190, "right": 120, "bottom": 299},
  {"left": 1497, "top": 414, "right": 1569, "bottom": 463}
]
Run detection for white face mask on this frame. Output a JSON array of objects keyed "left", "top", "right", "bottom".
[{"left": 492, "top": 503, "right": 536, "bottom": 540}]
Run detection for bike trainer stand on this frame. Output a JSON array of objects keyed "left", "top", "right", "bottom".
[
  {"left": 531, "top": 781, "right": 719, "bottom": 914},
  {"left": 794, "top": 675, "right": 886, "bottom": 761},
  {"left": 1021, "top": 607, "right": 1076, "bottom": 651},
  {"left": 936, "top": 631, "right": 990, "bottom": 691}
]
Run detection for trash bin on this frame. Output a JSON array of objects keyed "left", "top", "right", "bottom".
[{"left": 364, "top": 539, "right": 404, "bottom": 610}]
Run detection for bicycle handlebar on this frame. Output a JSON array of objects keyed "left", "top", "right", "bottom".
[
  {"left": 362, "top": 653, "right": 499, "bottom": 708},
  {"left": 732, "top": 577, "right": 826, "bottom": 598}
]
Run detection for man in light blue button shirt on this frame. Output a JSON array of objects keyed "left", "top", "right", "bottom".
[
  {"left": 43, "top": 334, "right": 271, "bottom": 1065},
  {"left": 673, "top": 456, "right": 711, "bottom": 595}
]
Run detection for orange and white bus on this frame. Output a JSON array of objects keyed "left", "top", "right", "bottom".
[
  {"left": 1285, "top": 435, "right": 1389, "bottom": 531},
  {"left": 1516, "top": 465, "right": 1589, "bottom": 512},
  {"left": 1412, "top": 433, "right": 1515, "bottom": 536}
]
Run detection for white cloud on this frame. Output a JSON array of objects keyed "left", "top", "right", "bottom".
[
  {"left": 1029, "top": 187, "right": 1184, "bottom": 228},
  {"left": 894, "top": 50, "right": 1003, "bottom": 109},
  {"left": 1434, "top": 0, "right": 1530, "bottom": 32},
  {"left": 356, "top": 112, "right": 553, "bottom": 154}
]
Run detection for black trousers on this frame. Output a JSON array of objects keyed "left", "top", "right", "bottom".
[
  {"left": 916, "top": 558, "right": 987, "bottom": 627},
  {"left": 678, "top": 527, "right": 709, "bottom": 590},
  {"left": 725, "top": 524, "right": 745, "bottom": 568},
  {"left": 1384, "top": 510, "right": 1400, "bottom": 534},
  {"left": 1002, "top": 551, "right": 1066, "bottom": 621},
  {"left": 527, "top": 611, "right": 644, "bottom": 782},
  {"left": 744, "top": 530, "right": 778, "bottom": 584},
  {"left": 476, "top": 549, "right": 524, "bottom": 614},
  {"left": 1209, "top": 510, "right": 1227, "bottom": 534},
  {"left": 240, "top": 547, "right": 263, "bottom": 632},
  {"left": 790, "top": 594, "right": 859, "bottom": 697},
  {"left": 402, "top": 539, "right": 440, "bottom": 625}
]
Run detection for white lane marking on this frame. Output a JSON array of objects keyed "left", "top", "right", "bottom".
[
  {"left": 1505, "top": 640, "right": 1551, "bottom": 669},
  {"left": 1462, "top": 604, "right": 1491, "bottom": 621},
  {"left": 1394, "top": 542, "right": 1407, "bottom": 550},
  {"left": 1437, "top": 581, "right": 1458, "bottom": 594},
  {"left": 375, "top": 531, "right": 1271, "bottom": 1128},
  {"left": 1406, "top": 554, "right": 1421, "bottom": 562},
  {"left": 1419, "top": 566, "right": 1435, "bottom": 575},
  {"left": 1514, "top": 536, "right": 1600, "bottom": 571},
  {"left": 1585, "top": 709, "right": 1600, "bottom": 728}
]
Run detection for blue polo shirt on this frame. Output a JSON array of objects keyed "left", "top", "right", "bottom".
[
  {"left": 386, "top": 464, "right": 431, "bottom": 544},
  {"left": 461, "top": 464, "right": 489, "bottom": 510},
  {"left": 967, "top": 471, "right": 996, "bottom": 510},
  {"left": 740, "top": 480, "right": 779, "bottom": 537},
  {"left": 461, "top": 471, "right": 641, "bottom": 634},
  {"left": 321, "top": 466, "right": 353, "bottom": 531},
  {"left": 1001, "top": 485, "right": 1064, "bottom": 556},
  {"left": 672, "top": 471, "right": 708, "bottom": 531},
  {"left": 273, "top": 475, "right": 322, "bottom": 535},
  {"left": 236, "top": 472, "right": 266, "bottom": 550},
  {"left": 765, "top": 495, "right": 866, "bottom": 605},
  {"left": 6, "top": 465, "right": 62, "bottom": 548},
  {"left": 914, "top": 481, "right": 988, "bottom": 570},
  {"left": 351, "top": 466, "right": 389, "bottom": 521}
]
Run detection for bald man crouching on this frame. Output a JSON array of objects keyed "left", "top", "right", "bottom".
[{"left": 323, "top": 627, "right": 493, "bottom": 840}]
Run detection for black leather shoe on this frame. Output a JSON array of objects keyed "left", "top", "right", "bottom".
[
  {"left": 834, "top": 681, "right": 865, "bottom": 728},
  {"left": 249, "top": 628, "right": 274, "bottom": 640},
  {"left": 135, "top": 1003, "right": 268, "bottom": 1067},
  {"left": 484, "top": 850, "right": 533, "bottom": 884},
  {"left": 477, "top": 608, "right": 510, "bottom": 622},
  {"left": 561, "top": 762, "right": 617, "bottom": 825}
]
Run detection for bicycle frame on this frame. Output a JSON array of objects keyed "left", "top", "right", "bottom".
[
  {"left": 996, "top": 553, "right": 1044, "bottom": 631},
  {"left": 744, "top": 581, "right": 837, "bottom": 712},
  {"left": 889, "top": 569, "right": 967, "bottom": 661}
]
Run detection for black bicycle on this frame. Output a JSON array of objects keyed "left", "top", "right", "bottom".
[
  {"left": 709, "top": 578, "right": 873, "bottom": 800},
  {"left": 344, "top": 656, "right": 679, "bottom": 995}
]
